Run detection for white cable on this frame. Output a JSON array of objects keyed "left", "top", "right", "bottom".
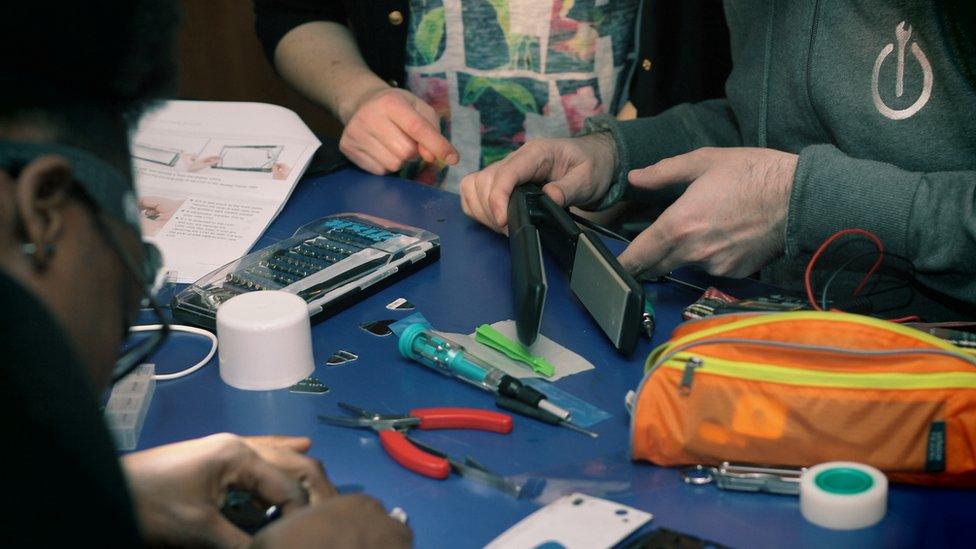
[{"left": 129, "top": 324, "right": 218, "bottom": 381}]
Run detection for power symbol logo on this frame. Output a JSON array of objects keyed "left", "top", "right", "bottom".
[{"left": 872, "top": 21, "right": 933, "bottom": 120}]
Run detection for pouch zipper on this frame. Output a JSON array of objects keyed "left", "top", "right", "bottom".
[
  {"left": 662, "top": 350, "right": 976, "bottom": 394},
  {"left": 651, "top": 311, "right": 976, "bottom": 368}
]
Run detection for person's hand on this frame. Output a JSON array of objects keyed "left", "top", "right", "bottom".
[
  {"left": 182, "top": 153, "right": 221, "bottom": 172},
  {"left": 138, "top": 195, "right": 184, "bottom": 236},
  {"left": 138, "top": 198, "right": 163, "bottom": 221},
  {"left": 618, "top": 147, "right": 798, "bottom": 278},
  {"left": 252, "top": 495, "right": 412, "bottom": 549},
  {"left": 339, "top": 86, "right": 457, "bottom": 175},
  {"left": 122, "top": 433, "right": 336, "bottom": 548},
  {"left": 459, "top": 132, "right": 617, "bottom": 233},
  {"left": 271, "top": 163, "right": 291, "bottom": 180}
]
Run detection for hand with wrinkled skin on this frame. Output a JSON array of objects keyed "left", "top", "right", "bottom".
[
  {"left": 619, "top": 147, "right": 797, "bottom": 278},
  {"left": 459, "top": 132, "right": 617, "bottom": 234},
  {"left": 123, "top": 433, "right": 336, "bottom": 548},
  {"left": 339, "top": 86, "right": 458, "bottom": 176}
]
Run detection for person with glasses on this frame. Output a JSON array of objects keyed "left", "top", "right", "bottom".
[{"left": 0, "top": 2, "right": 410, "bottom": 546}]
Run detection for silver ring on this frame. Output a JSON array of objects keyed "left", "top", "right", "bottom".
[{"left": 680, "top": 464, "right": 715, "bottom": 485}]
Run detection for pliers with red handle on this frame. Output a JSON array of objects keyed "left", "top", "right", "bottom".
[{"left": 317, "top": 402, "right": 514, "bottom": 480}]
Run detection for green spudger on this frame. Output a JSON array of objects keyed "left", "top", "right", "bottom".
[{"left": 475, "top": 324, "right": 555, "bottom": 377}]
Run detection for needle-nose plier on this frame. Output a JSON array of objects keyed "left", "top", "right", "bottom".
[{"left": 317, "top": 402, "right": 513, "bottom": 480}]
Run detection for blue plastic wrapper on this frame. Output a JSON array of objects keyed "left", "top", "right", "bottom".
[
  {"left": 391, "top": 312, "right": 609, "bottom": 428},
  {"left": 389, "top": 312, "right": 433, "bottom": 337},
  {"left": 522, "top": 378, "right": 612, "bottom": 428}
]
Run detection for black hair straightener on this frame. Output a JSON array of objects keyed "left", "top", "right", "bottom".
[{"left": 508, "top": 185, "right": 645, "bottom": 355}]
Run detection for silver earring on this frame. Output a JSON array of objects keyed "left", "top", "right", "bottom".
[{"left": 21, "top": 242, "right": 55, "bottom": 267}]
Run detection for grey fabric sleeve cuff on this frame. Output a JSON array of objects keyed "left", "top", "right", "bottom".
[
  {"left": 578, "top": 114, "right": 630, "bottom": 210},
  {"left": 578, "top": 112, "right": 695, "bottom": 210},
  {"left": 786, "top": 144, "right": 918, "bottom": 258},
  {"left": 578, "top": 101, "right": 743, "bottom": 211}
]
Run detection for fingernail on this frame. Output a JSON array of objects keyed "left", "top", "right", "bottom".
[
  {"left": 617, "top": 255, "right": 633, "bottom": 273},
  {"left": 446, "top": 153, "right": 459, "bottom": 165}
]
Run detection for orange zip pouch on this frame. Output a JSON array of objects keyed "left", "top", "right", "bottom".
[{"left": 630, "top": 311, "right": 976, "bottom": 486}]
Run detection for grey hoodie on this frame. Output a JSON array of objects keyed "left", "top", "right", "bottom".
[{"left": 590, "top": 0, "right": 976, "bottom": 315}]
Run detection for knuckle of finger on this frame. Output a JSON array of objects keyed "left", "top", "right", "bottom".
[
  {"left": 348, "top": 494, "right": 385, "bottom": 513},
  {"left": 375, "top": 91, "right": 398, "bottom": 108},
  {"left": 704, "top": 260, "right": 727, "bottom": 277},
  {"left": 654, "top": 156, "right": 675, "bottom": 172},
  {"left": 303, "top": 456, "right": 328, "bottom": 478},
  {"left": 208, "top": 432, "right": 241, "bottom": 447},
  {"left": 392, "top": 145, "right": 415, "bottom": 161},
  {"left": 403, "top": 117, "right": 429, "bottom": 137},
  {"left": 417, "top": 101, "right": 436, "bottom": 118},
  {"left": 474, "top": 174, "right": 491, "bottom": 195},
  {"left": 209, "top": 436, "right": 253, "bottom": 464},
  {"left": 669, "top": 220, "right": 696, "bottom": 242},
  {"left": 385, "top": 158, "right": 404, "bottom": 172},
  {"left": 489, "top": 186, "right": 509, "bottom": 210}
]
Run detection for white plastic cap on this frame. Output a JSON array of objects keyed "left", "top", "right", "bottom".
[{"left": 216, "top": 290, "right": 314, "bottom": 390}]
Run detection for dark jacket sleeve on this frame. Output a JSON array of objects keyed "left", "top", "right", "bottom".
[
  {"left": 788, "top": 144, "right": 976, "bottom": 310},
  {"left": 580, "top": 99, "right": 743, "bottom": 209},
  {"left": 253, "top": 0, "right": 347, "bottom": 60},
  {"left": 0, "top": 272, "right": 144, "bottom": 546},
  {"left": 628, "top": 0, "right": 732, "bottom": 117}
]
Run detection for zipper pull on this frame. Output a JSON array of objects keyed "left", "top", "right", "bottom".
[{"left": 679, "top": 357, "right": 704, "bottom": 395}]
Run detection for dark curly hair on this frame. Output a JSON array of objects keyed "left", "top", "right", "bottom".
[{"left": 0, "top": 1, "right": 180, "bottom": 167}]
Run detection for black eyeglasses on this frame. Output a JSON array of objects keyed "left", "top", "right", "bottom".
[{"left": 91, "top": 210, "right": 172, "bottom": 383}]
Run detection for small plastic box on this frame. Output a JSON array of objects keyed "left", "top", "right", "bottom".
[
  {"left": 104, "top": 364, "right": 156, "bottom": 450},
  {"left": 171, "top": 213, "right": 440, "bottom": 330}
]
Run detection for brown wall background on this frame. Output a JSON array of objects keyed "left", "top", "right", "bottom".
[{"left": 177, "top": 0, "right": 342, "bottom": 139}]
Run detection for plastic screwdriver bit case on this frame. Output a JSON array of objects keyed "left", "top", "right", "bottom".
[
  {"left": 104, "top": 364, "right": 156, "bottom": 451},
  {"left": 172, "top": 213, "right": 440, "bottom": 330}
]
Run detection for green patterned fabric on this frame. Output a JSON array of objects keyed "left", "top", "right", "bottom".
[{"left": 403, "top": 0, "right": 638, "bottom": 191}]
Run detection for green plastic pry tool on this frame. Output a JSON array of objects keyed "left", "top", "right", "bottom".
[{"left": 475, "top": 324, "right": 555, "bottom": 377}]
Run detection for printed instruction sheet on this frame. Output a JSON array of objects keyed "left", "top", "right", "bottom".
[{"left": 131, "top": 100, "right": 320, "bottom": 283}]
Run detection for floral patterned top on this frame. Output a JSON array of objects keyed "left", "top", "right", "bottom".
[{"left": 403, "top": 0, "right": 639, "bottom": 191}]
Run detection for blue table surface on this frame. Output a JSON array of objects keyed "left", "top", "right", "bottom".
[{"left": 138, "top": 169, "right": 974, "bottom": 548}]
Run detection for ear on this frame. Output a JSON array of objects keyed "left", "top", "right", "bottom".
[{"left": 14, "top": 155, "right": 75, "bottom": 267}]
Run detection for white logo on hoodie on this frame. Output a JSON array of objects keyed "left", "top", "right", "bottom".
[{"left": 872, "top": 21, "right": 933, "bottom": 120}]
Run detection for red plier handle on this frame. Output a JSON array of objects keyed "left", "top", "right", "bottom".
[
  {"left": 380, "top": 408, "right": 512, "bottom": 479},
  {"left": 379, "top": 430, "right": 451, "bottom": 478},
  {"left": 409, "top": 407, "right": 513, "bottom": 433}
]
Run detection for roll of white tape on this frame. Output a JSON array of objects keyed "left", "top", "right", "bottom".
[{"left": 800, "top": 461, "right": 887, "bottom": 530}]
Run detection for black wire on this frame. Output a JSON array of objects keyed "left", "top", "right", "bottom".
[
  {"left": 568, "top": 211, "right": 708, "bottom": 293},
  {"left": 819, "top": 250, "right": 917, "bottom": 311},
  {"left": 568, "top": 211, "right": 631, "bottom": 242}
]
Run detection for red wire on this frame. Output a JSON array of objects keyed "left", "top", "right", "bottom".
[
  {"left": 887, "top": 315, "right": 921, "bottom": 324},
  {"left": 804, "top": 228, "right": 885, "bottom": 312}
]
